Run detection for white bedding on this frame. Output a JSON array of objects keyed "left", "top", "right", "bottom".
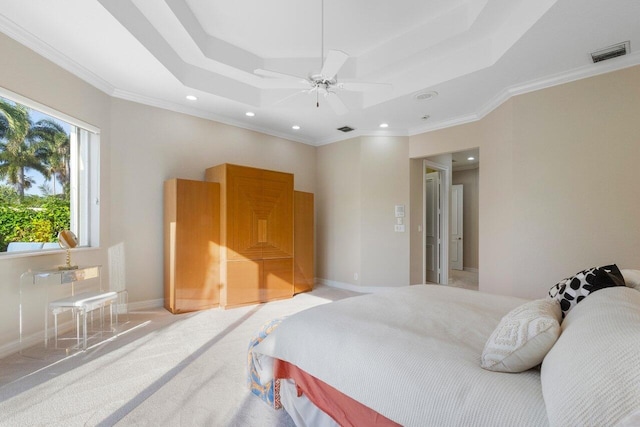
[{"left": 254, "top": 285, "right": 550, "bottom": 426}]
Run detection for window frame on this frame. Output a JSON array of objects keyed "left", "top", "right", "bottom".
[{"left": 0, "top": 86, "right": 100, "bottom": 256}]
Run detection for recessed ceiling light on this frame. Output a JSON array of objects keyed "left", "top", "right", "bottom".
[
  {"left": 292, "top": 125, "right": 300, "bottom": 130},
  {"left": 468, "top": 157, "right": 475, "bottom": 161},
  {"left": 186, "top": 95, "right": 198, "bottom": 101},
  {"left": 414, "top": 91, "right": 438, "bottom": 101},
  {"left": 379, "top": 123, "right": 389, "bottom": 128},
  {"left": 245, "top": 112, "right": 255, "bottom": 117}
]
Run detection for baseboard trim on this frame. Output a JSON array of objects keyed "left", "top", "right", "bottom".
[
  {"left": 463, "top": 267, "right": 479, "bottom": 273},
  {"left": 0, "top": 319, "right": 79, "bottom": 359},
  {"left": 0, "top": 299, "right": 165, "bottom": 359},
  {"left": 316, "top": 278, "right": 405, "bottom": 294},
  {"left": 127, "top": 298, "right": 164, "bottom": 312}
]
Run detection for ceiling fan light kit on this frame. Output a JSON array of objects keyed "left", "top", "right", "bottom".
[{"left": 253, "top": 0, "right": 388, "bottom": 116}]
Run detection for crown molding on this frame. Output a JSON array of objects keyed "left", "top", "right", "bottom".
[
  {"left": 313, "top": 128, "right": 409, "bottom": 147},
  {"left": 408, "top": 51, "right": 640, "bottom": 137},
  {"left": 2, "top": 8, "right": 639, "bottom": 147},
  {"left": 111, "top": 89, "right": 315, "bottom": 146},
  {"left": 0, "top": 13, "right": 115, "bottom": 96},
  {"left": 452, "top": 163, "right": 479, "bottom": 172}
]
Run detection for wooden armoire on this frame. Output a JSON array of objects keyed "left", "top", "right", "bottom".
[
  {"left": 164, "top": 164, "right": 314, "bottom": 311},
  {"left": 294, "top": 191, "right": 314, "bottom": 293},
  {"left": 206, "top": 164, "right": 296, "bottom": 308},
  {"left": 163, "top": 178, "right": 220, "bottom": 314}
]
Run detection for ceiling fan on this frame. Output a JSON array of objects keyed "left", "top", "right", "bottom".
[{"left": 253, "top": 0, "right": 389, "bottom": 115}]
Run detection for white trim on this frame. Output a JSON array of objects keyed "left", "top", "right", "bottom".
[
  {"left": 111, "top": 89, "right": 316, "bottom": 146},
  {"left": 313, "top": 129, "right": 410, "bottom": 147},
  {"left": 452, "top": 163, "right": 479, "bottom": 172},
  {"left": 0, "top": 246, "right": 99, "bottom": 261},
  {"left": 409, "top": 51, "right": 640, "bottom": 137},
  {"left": 0, "top": 14, "right": 115, "bottom": 97},
  {"left": 127, "top": 298, "right": 164, "bottom": 312},
  {"left": 2, "top": 7, "right": 639, "bottom": 146},
  {"left": 463, "top": 267, "right": 479, "bottom": 273},
  {"left": 0, "top": 298, "right": 162, "bottom": 358},
  {"left": 316, "top": 278, "right": 405, "bottom": 294},
  {"left": 423, "top": 160, "right": 451, "bottom": 286},
  {"left": 0, "top": 85, "right": 100, "bottom": 134},
  {"left": 1, "top": 328, "right": 45, "bottom": 359}
]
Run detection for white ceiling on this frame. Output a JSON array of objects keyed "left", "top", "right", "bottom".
[{"left": 0, "top": 0, "right": 638, "bottom": 146}]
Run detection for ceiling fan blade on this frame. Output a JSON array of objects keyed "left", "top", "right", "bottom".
[
  {"left": 321, "top": 50, "right": 349, "bottom": 80},
  {"left": 338, "top": 81, "right": 392, "bottom": 92},
  {"left": 324, "top": 92, "right": 348, "bottom": 115},
  {"left": 272, "top": 89, "right": 308, "bottom": 106},
  {"left": 255, "top": 69, "right": 308, "bottom": 83}
]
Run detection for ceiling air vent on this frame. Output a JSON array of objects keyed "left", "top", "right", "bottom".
[
  {"left": 337, "top": 126, "right": 355, "bottom": 132},
  {"left": 590, "top": 41, "right": 630, "bottom": 63}
]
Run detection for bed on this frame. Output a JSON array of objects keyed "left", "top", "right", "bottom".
[{"left": 251, "top": 271, "right": 640, "bottom": 426}]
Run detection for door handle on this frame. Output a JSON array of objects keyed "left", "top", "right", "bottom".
[{"left": 457, "top": 237, "right": 462, "bottom": 240}]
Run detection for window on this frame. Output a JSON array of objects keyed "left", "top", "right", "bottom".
[{"left": 0, "top": 87, "right": 100, "bottom": 254}]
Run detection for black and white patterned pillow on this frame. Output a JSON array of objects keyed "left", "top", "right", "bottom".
[{"left": 548, "top": 264, "right": 625, "bottom": 319}]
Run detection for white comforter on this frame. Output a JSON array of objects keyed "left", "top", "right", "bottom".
[{"left": 254, "top": 285, "right": 550, "bottom": 426}]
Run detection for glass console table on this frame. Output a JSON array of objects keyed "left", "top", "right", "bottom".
[{"left": 19, "top": 265, "right": 117, "bottom": 357}]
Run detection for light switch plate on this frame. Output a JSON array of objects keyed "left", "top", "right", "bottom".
[{"left": 394, "top": 224, "right": 405, "bottom": 232}]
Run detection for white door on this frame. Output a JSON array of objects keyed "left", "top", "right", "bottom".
[
  {"left": 425, "top": 172, "right": 440, "bottom": 283},
  {"left": 450, "top": 184, "right": 463, "bottom": 270}
]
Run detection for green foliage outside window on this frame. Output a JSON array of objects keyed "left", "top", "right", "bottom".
[
  {"left": 0, "top": 97, "right": 72, "bottom": 252},
  {"left": 0, "top": 187, "right": 70, "bottom": 251}
]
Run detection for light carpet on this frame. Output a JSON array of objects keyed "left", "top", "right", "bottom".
[{"left": 0, "top": 285, "right": 357, "bottom": 426}]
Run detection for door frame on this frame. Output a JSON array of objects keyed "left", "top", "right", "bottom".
[
  {"left": 422, "top": 159, "right": 451, "bottom": 285},
  {"left": 450, "top": 184, "right": 464, "bottom": 270},
  {"left": 424, "top": 171, "right": 440, "bottom": 283}
]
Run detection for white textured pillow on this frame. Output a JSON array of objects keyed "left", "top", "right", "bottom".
[
  {"left": 541, "top": 287, "right": 640, "bottom": 426},
  {"left": 481, "top": 299, "right": 562, "bottom": 373},
  {"left": 621, "top": 269, "right": 640, "bottom": 290}
]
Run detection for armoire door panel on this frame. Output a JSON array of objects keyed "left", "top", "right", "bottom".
[
  {"left": 224, "top": 258, "right": 293, "bottom": 307},
  {"left": 262, "top": 258, "right": 294, "bottom": 301},
  {"left": 261, "top": 171, "right": 294, "bottom": 259},
  {"left": 164, "top": 179, "right": 220, "bottom": 314},
  {"left": 226, "top": 166, "right": 293, "bottom": 260},
  {"left": 294, "top": 191, "right": 314, "bottom": 294},
  {"left": 227, "top": 174, "right": 264, "bottom": 260},
  {"left": 205, "top": 163, "right": 295, "bottom": 308},
  {"left": 225, "top": 259, "right": 261, "bottom": 307}
]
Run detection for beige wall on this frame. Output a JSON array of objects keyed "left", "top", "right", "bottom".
[
  {"left": 316, "top": 136, "right": 410, "bottom": 288},
  {"left": 0, "top": 33, "right": 112, "bottom": 354},
  {"left": 109, "top": 99, "right": 317, "bottom": 305},
  {"left": 0, "top": 33, "right": 317, "bottom": 354},
  {"left": 411, "top": 66, "right": 640, "bottom": 298},
  {"left": 452, "top": 167, "right": 479, "bottom": 269},
  {"left": 409, "top": 159, "right": 424, "bottom": 284},
  {"left": 3, "top": 25, "right": 640, "bottom": 352}
]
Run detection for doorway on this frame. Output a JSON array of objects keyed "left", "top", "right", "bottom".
[
  {"left": 450, "top": 184, "right": 463, "bottom": 270},
  {"left": 423, "top": 159, "right": 450, "bottom": 285},
  {"left": 424, "top": 171, "right": 440, "bottom": 283},
  {"left": 420, "top": 149, "right": 479, "bottom": 289}
]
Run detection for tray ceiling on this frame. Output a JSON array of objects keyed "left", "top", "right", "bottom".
[{"left": 0, "top": 0, "right": 638, "bottom": 145}]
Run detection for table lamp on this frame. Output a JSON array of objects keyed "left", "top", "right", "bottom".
[{"left": 58, "top": 230, "right": 79, "bottom": 270}]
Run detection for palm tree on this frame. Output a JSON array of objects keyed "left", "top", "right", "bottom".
[
  {"left": 30, "top": 119, "right": 70, "bottom": 195},
  {"left": 0, "top": 100, "right": 48, "bottom": 200}
]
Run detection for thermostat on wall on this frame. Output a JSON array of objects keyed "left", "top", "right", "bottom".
[{"left": 395, "top": 205, "right": 405, "bottom": 218}]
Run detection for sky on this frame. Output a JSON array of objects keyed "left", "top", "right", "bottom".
[{"left": 0, "top": 99, "right": 72, "bottom": 196}]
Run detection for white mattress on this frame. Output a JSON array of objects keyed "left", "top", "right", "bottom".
[{"left": 254, "top": 285, "right": 550, "bottom": 426}]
